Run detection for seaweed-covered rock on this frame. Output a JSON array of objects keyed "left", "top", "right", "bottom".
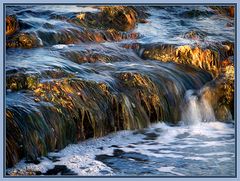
[
  {"left": 210, "top": 6, "right": 235, "bottom": 18},
  {"left": 198, "top": 62, "right": 234, "bottom": 121},
  {"left": 70, "top": 6, "right": 148, "bottom": 32},
  {"left": 6, "top": 62, "right": 212, "bottom": 167},
  {"left": 6, "top": 15, "right": 19, "bottom": 36},
  {"left": 7, "top": 33, "right": 41, "bottom": 48},
  {"left": 141, "top": 43, "right": 234, "bottom": 77}
]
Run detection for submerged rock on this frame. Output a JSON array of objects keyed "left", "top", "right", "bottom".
[
  {"left": 7, "top": 27, "right": 139, "bottom": 48},
  {"left": 183, "top": 30, "right": 207, "bottom": 41},
  {"left": 59, "top": 44, "right": 140, "bottom": 64}
]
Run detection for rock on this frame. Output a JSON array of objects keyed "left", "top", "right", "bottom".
[
  {"left": 70, "top": 6, "right": 148, "bottom": 32},
  {"left": 198, "top": 64, "right": 234, "bottom": 121},
  {"left": 6, "top": 73, "right": 39, "bottom": 91},
  {"left": 141, "top": 42, "right": 234, "bottom": 77},
  {"left": 229, "top": 6, "right": 234, "bottom": 17},
  {"left": 215, "top": 105, "right": 232, "bottom": 122},
  {"left": 7, "top": 33, "right": 40, "bottom": 48},
  {"left": 183, "top": 30, "right": 206, "bottom": 41},
  {"left": 6, "top": 15, "right": 19, "bottom": 36},
  {"left": 210, "top": 6, "right": 235, "bottom": 18}
]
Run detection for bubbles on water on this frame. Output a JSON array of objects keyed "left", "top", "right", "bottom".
[{"left": 6, "top": 121, "right": 234, "bottom": 176}]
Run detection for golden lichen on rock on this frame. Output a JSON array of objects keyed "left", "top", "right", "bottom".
[
  {"left": 7, "top": 33, "right": 40, "bottom": 48},
  {"left": 142, "top": 43, "right": 234, "bottom": 77},
  {"left": 71, "top": 6, "right": 146, "bottom": 32},
  {"left": 6, "top": 15, "right": 19, "bottom": 36}
]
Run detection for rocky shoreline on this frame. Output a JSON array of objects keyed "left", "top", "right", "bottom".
[{"left": 5, "top": 5, "right": 235, "bottom": 172}]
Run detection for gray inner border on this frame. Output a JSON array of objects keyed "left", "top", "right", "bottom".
[{"left": 1, "top": 2, "right": 238, "bottom": 179}]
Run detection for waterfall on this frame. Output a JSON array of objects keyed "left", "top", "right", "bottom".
[{"left": 180, "top": 89, "right": 216, "bottom": 125}]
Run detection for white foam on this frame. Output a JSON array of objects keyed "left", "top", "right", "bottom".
[
  {"left": 52, "top": 44, "right": 70, "bottom": 49},
  {"left": 181, "top": 89, "right": 216, "bottom": 125},
  {"left": 218, "top": 157, "right": 231, "bottom": 162},
  {"left": 8, "top": 121, "right": 234, "bottom": 176},
  {"left": 157, "top": 166, "right": 185, "bottom": 176},
  {"left": 199, "top": 151, "right": 233, "bottom": 156},
  {"left": 7, "top": 157, "right": 54, "bottom": 175},
  {"left": 35, "top": 5, "right": 100, "bottom": 13},
  {"left": 184, "top": 156, "right": 208, "bottom": 161},
  {"left": 53, "top": 155, "right": 113, "bottom": 176}
]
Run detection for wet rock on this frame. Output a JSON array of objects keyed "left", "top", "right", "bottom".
[
  {"left": 6, "top": 110, "right": 24, "bottom": 168},
  {"left": 117, "top": 72, "right": 163, "bottom": 125},
  {"left": 229, "top": 6, "right": 234, "bottom": 17},
  {"left": 6, "top": 6, "right": 144, "bottom": 49},
  {"left": 13, "top": 27, "right": 139, "bottom": 48},
  {"left": 111, "top": 145, "right": 121, "bottom": 148},
  {"left": 24, "top": 159, "right": 40, "bottom": 164},
  {"left": 222, "top": 41, "right": 234, "bottom": 57},
  {"left": 7, "top": 169, "right": 40, "bottom": 176},
  {"left": 7, "top": 33, "right": 41, "bottom": 48},
  {"left": 141, "top": 44, "right": 176, "bottom": 63},
  {"left": 113, "top": 149, "right": 125, "bottom": 156},
  {"left": 70, "top": 6, "right": 148, "bottom": 32},
  {"left": 138, "top": 42, "right": 234, "bottom": 121},
  {"left": 60, "top": 44, "right": 139, "bottom": 64},
  {"left": 141, "top": 43, "right": 233, "bottom": 77},
  {"left": 44, "top": 165, "right": 77, "bottom": 175},
  {"left": 183, "top": 30, "right": 207, "bottom": 41},
  {"left": 180, "top": 9, "right": 214, "bottom": 19},
  {"left": 6, "top": 15, "right": 19, "bottom": 36},
  {"left": 6, "top": 73, "right": 39, "bottom": 91},
  {"left": 198, "top": 63, "right": 234, "bottom": 121},
  {"left": 143, "top": 132, "right": 159, "bottom": 140},
  {"left": 215, "top": 105, "right": 233, "bottom": 122},
  {"left": 210, "top": 6, "right": 235, "bottom": 18},
  {"left": 6, "top": 69, "right": 74, "bottom": 91},
  {"left": 6, "top": 63, "right": 212, "bottom": 168}
]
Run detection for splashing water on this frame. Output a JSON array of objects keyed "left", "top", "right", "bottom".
[
  {"left": 5, "top": 5, "right": 235, "bottom": 176},
  {"left": 181, "top": 89, "right": 216, "bottom": 125},
  {"left": 6, "top": 121, "right": 235, "bottom": 176}
]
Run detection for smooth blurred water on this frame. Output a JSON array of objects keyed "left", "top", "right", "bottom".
[
  {"left": 6, "top": 5, "right": 235, "bottom": 176},
  {"left": 6, "top": 5, "right": 235, "bottom": 78}
]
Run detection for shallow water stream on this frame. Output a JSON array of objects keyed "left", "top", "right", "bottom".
[{"left": 6, "top": 5, "right": 235, "bottom": 176}]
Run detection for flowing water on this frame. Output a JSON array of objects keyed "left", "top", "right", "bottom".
[
  {"left": 6, "top": 120, "right": 235, "bottom": 176},
  {"left": 5, "top": 5, "right": 235, "bottom": 176}
]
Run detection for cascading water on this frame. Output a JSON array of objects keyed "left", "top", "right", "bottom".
[
  {"left": 180, "top": 89, "right": 216, "bottom": 125},
  {"left": 5, "top": 5, "right": 235, "bottom": 176}
]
